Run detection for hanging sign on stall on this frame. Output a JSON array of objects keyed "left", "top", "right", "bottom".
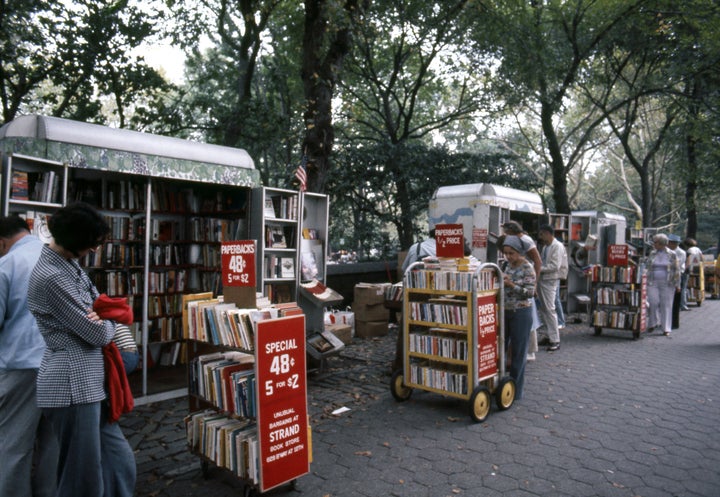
[
  {"left": 473, "top": 227, "right": 488, "bottom": 249},
  {"left": 221, "top": 240, "right": 256, "bottom": 287},
  {"left": 476, "top": 293, "right": 498, "bottom": 380},
  {"left": 255, "top": 314, "right": 310, "bottom": 492},
  {"left": 435, "top": 223, "right": 465, "bottom": 258},
  {"left": 607, "top": 244, "right": 628, "bottom": 267}
]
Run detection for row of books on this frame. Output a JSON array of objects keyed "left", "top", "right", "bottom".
[
  {"left": 264, "top": 255, "right": 295, "bottom": 279},
  {"left": 384, "top": 282, "right": 403, "bottom": 302},
  {"left": 11, "top": 170, "right": 62, "bottom": 203},
  {"left": 593, "top": 288, "right": 641, "bottom": 307},
  {"left": 590, "top": 265, "right": 638, "bottom": 284},
  {"left": 408, "top": 329, "right": 468, "bottom": 360},
  {"left": 184, "top": 297, "right": 303, "bottom": 348},
  {"left": 148, "top": 316, "right": 183, "bottom": 343},
  {"left": 185, "top": 410, "right": 258, "bottom": 483},
  {"left": 406, "top": 269, "right": 498, "bottom": 292},
  {"left": 264, "top": 225, "right": 296, "bottom": 249},
  {"left": 592, "top": 310, "right": 641, "bottom": 330},
  {"left": 264, "top": 194, "right": 298, "bottom": 220},
  {"left": 408, "top": 302, "right": 468, "bottom": 327},
  {"left": 550, "top": 215, "right": 568, "bottom": 229},
  {"left": 189, "top": 351, "right": 256, "bottom": 416},
  {"left": 409, "top": 362, "right": 468, "bottom": 395}
]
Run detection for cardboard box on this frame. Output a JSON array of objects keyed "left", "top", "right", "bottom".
[
  {"left": 325, "top": 323, "right": 352, "bottom": 345},
  {"left": 355, "top": 320, "right": 388, "bottom": 338},
  {"left": 353, "top": 283, "right": 391, "bottom": 321}
]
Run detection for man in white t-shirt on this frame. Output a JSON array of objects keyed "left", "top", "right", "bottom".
[{"left": 682, "top": 237, "right": 702, "bottom": 310}]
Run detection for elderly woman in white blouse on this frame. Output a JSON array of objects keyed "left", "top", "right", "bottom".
[{"left": 646, "top": 234, "right": 681, "bottom": 336}]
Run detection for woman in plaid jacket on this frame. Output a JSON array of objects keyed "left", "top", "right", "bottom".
[{"left": 27, "top": 203, "right": 135, "bottom": 497}]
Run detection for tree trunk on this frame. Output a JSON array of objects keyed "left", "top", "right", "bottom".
[
  {"left": 301, "top": 0, "right": 363, "bottom": 193},
  {"left": 540, "top": 100, "right": 570, "bottom": 213}
]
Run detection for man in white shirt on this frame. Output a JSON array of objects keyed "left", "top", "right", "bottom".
[
  {"left": 537, "top": 224, "right": 568, "bottom": 351},
  {"left": 401, "top": 228, "right": 437, "bottom": 272},
  {"left": 682, "top": 238, "right": 702, "bottom": 310}
]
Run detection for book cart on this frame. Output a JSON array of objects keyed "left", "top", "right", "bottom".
[
  {"left": 686, "top": 262, "right": 705, "bottom": 307},
  {"left": 390, "top": 261, "right": 515, "bottom": 423},
  {"left": 184, "top": 241, "right": 310, "bottom": 496},
  {"left": 590, "top": 262, "right": 647, "bottom": 340}
]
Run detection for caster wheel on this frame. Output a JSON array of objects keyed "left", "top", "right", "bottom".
[
  {"left": 469, "top": 385, "right": 491, "bottom": 423},
  {"left": 494, "top": 377, "right": 515, "bottom": 410},
  {"left": 201, "top": 460, "right": 210, "bottom": 479},
  {"left": 390, "top": 369, "right": 412, "bottom": 402}
]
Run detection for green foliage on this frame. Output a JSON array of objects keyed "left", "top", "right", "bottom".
[{"left": 1, "top": 0, "right": 167, "bottom": 126}]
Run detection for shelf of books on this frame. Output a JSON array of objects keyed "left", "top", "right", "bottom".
[
  {"left": 184, "top": 291, "right": 310, "bottom": 494},
  {"left": 2, "top": 154, "right": 68, "bottom": 240},
  {"left": 390, "top": 260, "right": 516, "bottom": 422},
  {"left": 590, "top": 263, "right": 647, "bottom": 340},
  {"left": 251, "top": 187, "right": 300, "bottom": 305},
  {"left": 1, "top": 153, "right": 255, "bottom": 397}
]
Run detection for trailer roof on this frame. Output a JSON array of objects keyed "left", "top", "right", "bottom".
[
  {"left": 0, "top": 115, "right": 260, "bottom": 187},
  {"left": 432, "top": 183, "right": 544, "bottom": 214}
]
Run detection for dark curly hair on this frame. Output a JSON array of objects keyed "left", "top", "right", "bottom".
[{"left": 48, "top": 202, "right": 110, "bottom": 256}]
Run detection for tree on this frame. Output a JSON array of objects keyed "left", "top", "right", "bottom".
[
  {"left": 300, "top": 0, "right": 367, "bottom": 193},
  {"left": 1, "top": 0, "right": 167, "bottom": 127},
  {"left": 466, "top": 0, "right": 647, "bottom": 214},
  {"left": 334, "top": 0, "right": 482, "bottom": 249}
]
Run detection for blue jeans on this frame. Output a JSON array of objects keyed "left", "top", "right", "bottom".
[
  {"left": 44, "top": 402, "right": 136, "bottom": 497},
  {"left": 0, "top": 369, "right": 58, "bottom": 497},
  {"left": 504, "top": 306, "right": 533, "bottom": 400},
  {"left": 120, "top": 350, "right": 139, "bottom": 375},
  {"left": 555, "top": 280, "right": 566, "bottom": 327}
]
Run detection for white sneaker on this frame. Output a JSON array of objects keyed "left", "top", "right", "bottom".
[
  {"left": 526, "top": 353, "right": 536, "bottom": 362},
  {"left": 558, "top": 324, "right": 565, "bottom": 329}
]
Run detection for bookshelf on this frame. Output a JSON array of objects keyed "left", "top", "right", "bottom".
[
  {"left": 2, "top": 154, "right": 67, "bottom": 240},
  {"left": 251, "top": 187, "right": 300, "bottom": 305},
  {"left": 184, "top": 292, "right": 310, "bottom": 493},
  {"left": 590, "top": 264, "right": 647, "bottom": 340},
  {"left": 1, "top": 153, "right": 252, "bottom": 395},
  {"left": 390, "top": 262, "right": 515, "bottom": 422}
]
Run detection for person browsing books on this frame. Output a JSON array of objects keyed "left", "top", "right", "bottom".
[
  {"left": 26, "top": 203, "right": 136, "bottom": 497},
  {"left": 401, "top": 228, "right": 437, "bottom": 272},
  {"left": 501, "top": 235, "right": 536, "bottom": 400}
]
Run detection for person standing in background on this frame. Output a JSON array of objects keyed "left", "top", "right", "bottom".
[
  {"left": 498, "top": 221, "right": 543, "bottom": 360},
  {"left": 0, "top": 216, "right": 58, "bottom": 497},
  {"left": 500, "top": 235, "right": 536, "bottom": 399},
  {"left": 646, "top": 234, "right": 681, "bottom": 336},
  {"left": 27, "top": 203, "right": 136, "bottom": 497},
  {"left": 401, "top": 228, "right": 437, "bottom": 272},
  {"left": 668, "top": 235, "right": 685, "bottom": 329},
  {"left": 536, "top": 224, "right": 568, "bottom": 351},
  {"left": 683, "top": 238, "right": 702, "bottom": 310}
]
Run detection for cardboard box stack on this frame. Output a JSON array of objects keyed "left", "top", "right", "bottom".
[{"left": 352, "top": 283, "right": 391, "bottom": 337}]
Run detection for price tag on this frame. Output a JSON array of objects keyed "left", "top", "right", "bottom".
[{"left": 221, "top": 241, "right": 256, "bottom": 287}]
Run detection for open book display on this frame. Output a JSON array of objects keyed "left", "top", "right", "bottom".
[{"left": 299, "top": 279, "right": 343, "bottom": 304}]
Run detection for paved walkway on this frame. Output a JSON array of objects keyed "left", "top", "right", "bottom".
[{"left": 121, "top": 299, "right": 720, "bottom": 497}]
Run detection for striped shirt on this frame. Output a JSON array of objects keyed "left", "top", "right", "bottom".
[{"left": 27, "top": 245, "right": 115, "bottom": 408}]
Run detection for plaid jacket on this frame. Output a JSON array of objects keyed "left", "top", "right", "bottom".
[{"left": 27, "top": 245, "right": 115, "bottom": 408}]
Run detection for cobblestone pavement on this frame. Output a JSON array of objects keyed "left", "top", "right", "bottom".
[{"left": 121, "top": 300, "right": 720, "bottom": 497}]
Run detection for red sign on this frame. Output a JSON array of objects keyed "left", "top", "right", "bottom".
[
  {"left": 255, "top": 315, "right": 309, "bottom": 492},
  {"left": 473, "top": 227, "right": 487, "bottom": 249},
  {"left": 607, "top": 244, "right": 628, "bottom": 267},
  {"left": 221, "top": 241, "right": 256, "bottom": 287},
  {"left": 435, "top": 223, "right": 465, "bottom": 258},
  {"left": 476, "top": 293, "right": 498, "bottom": 380}
]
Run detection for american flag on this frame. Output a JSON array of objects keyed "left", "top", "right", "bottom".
[{"left": 294, "top": 154, "right": 308, "bottom": 192}]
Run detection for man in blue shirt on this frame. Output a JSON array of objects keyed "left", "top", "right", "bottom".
[{"left": 0, "top": 216, "right": 57, "bottom": 497}]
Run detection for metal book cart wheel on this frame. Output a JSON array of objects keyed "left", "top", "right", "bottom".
[{"left": 389, "top": 261, "right": 515, "bottom": 423}]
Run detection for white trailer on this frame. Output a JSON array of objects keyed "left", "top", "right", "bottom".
[{"left": 428, "top": 183, "right": 545, "bottom": 263}]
